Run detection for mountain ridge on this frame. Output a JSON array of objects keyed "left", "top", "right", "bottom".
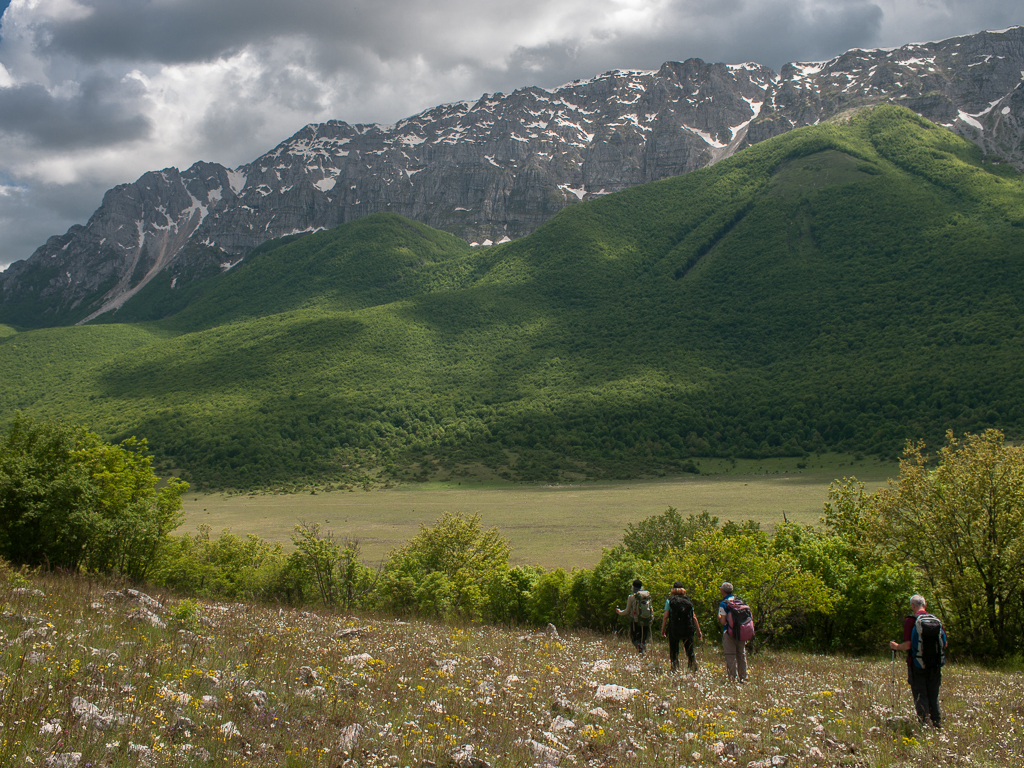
[
  {"left": 2, "top": 106, "right": 1023, "bottom": 489},
  {"left": 1, "top": 26, "right": 1024, "bottom": 327}
]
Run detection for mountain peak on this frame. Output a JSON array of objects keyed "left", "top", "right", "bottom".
[{"left": 3, "top": 26, "right": 1024, "bottom": 328}]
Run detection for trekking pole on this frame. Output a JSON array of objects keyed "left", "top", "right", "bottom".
[{"left": 890, "top": 648, "right": 897, "bottom": 712}]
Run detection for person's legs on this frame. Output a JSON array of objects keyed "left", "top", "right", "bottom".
[
  {"left": 668, "top": 634, "right": 680, "bottom": 671},
  {"left": 722, "top": 631, "right": 739, "bottom": 681},
  {"left": 683, "top": 633, "right": 697, "bottom": 671},
  {"left": 639, "top": 624, "right": 650, "bottom": 654},
  {"left": 925, "top": 669, "right": 942, "bottom": 727},
  {"left": 629, "top": 621, "right": 642, "bottom": 652},
  {"left": 735, "top": 636, "right": 748, "bottom": 682},
  {"left": 909, "top": 667, "right": 931, "bottom": 724}
]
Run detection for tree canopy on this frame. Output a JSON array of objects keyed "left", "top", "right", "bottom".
[{"left": 0, "top": 414, "right": 188, "bottom": 580}]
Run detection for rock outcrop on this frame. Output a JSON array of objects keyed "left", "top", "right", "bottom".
[{"left": 3, "top": 26, "right": 1023, "bottom": 325}]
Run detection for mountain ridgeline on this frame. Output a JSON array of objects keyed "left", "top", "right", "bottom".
[
  {"left": 2, "top": 106, "right": 1024, "bottom": 489},
  {"left": 2, "top": 26, "right": 1024, "bottom": 327}
]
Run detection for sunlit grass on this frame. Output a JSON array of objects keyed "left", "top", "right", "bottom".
[{"left": 1, "top": 567, "right": 1021, "bottom": 767}]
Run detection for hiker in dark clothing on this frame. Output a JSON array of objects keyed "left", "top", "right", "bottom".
[
  {"left": 661, "top": 582, "right": 703, "bottom": 672},
  {"left": 616, "top": 578, "right": 652, "bottom": 653},
  {"left": 890, "top": 594, "right": 947, "bottom": 728}
]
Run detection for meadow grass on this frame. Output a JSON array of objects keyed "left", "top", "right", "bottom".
[
  {"left": 179, "top": 458, "right": 896, "bottom": 568},
  {"left": 2, "top": 568, "right": 1021, "bottom": 768}
]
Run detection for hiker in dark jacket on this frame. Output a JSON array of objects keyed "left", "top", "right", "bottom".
[
  {"left": 661, "top": 582, "right": 703, "bottom": 672},
  {"left": 889, "top": 594, "right": 947, "bottom": 728},
  {"left": 616, "top": 578, "right": 651, "bottom": 653}
]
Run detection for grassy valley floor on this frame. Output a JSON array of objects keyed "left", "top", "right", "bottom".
[
  {"left": 179, "top": 458, "right": 896, "bottom": 568},
  {"left": 1, "top": 571, "right": 1020, "bottom": 767}
]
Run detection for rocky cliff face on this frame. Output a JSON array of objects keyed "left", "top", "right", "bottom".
[{"left": 3, "top": 26, "right": 1023, "bottom": 325}]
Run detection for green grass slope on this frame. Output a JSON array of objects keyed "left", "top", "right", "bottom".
[{"left": 3, "top": 106, "right": 1024, "bottom": 489}]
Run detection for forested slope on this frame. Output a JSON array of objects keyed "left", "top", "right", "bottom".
[{"left": 1, "top": 106, "right": 1022, "bottom": 489}]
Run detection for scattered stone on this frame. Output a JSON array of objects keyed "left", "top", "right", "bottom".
[
  {"left": 219, "top": 721, "right": 241, "bottom": 739},
  {"left": 337, "top": 626, "right": 371, "bottom": 638},
  {"left": 17, "top": 626, "right": 51, "bottom": 642},
  {"left": 296, "top": 686, "right": 327, "bottom": 701},
  {"left": 166, "top": 716, "right": 197, "bottom": 742},
  {"left": 475, "top": 680, "right": 496, "bottom": 697},
  {"left": 44, "top": 754, "right": 81, "bottom": 768},
  {"left": 336, "top": 723, "right": 364, "bottom": 753},
  {"left": 344, "top": 653, "right": 374, "bottom": 667},
  {"left": 479, "top": 655, "right": 503, "bottom": 669},
  {"left": 589, "top": 660, "right": 613, "bottom": 673},
  {"left": 593, "top": 684, "right": 639, "bottom": 704},
  {"left": 126, "top": 607, "right": 167, "bottom": 629},
  {"left": 449, "top": 744, "right": 490, "bottom": 767},
  {"left": 298, "top": 665, "right": 320, "bottom": 685},
  {"left": 851, "top": 678, "right": 866, "bottom": 691},
  {"left": 200, "top": 695, "right": 218, "bottom": 710},
  {"left": 38, "top": 720, "right": 62, "bottom": 735},
  {"left": 71, "top": 696, "right": 112, "bottom": 732},
  {"left": 519, "top": 738, "right": 562, "bottom": 766},
  {"left": 546, "top": 623, "right": 559, "bottom": 638},
  {"left": 247, "top": 690, "right": 269, "bottom": 708},
  {"left": 588, "top": 707, "right": 610, "bottom": 721},
  {"left": 551, "top": 697, "right": 576, "bottom": 715},
  {"left": 770, "top": 723, "right": 787, "bottom": 737},
  {"left": 712, "top": 741, "right": 740, "bottom": 756},
  {"left": 13, "top": 587, "right": 45, "bottom": 598},
  {"left": 550, "top": 715, "right": 576, "bottom": 733},
  {"left": 808, "top": 746, "right": 824, "bottom": 761},
  {"left": 104, "top": 588, "right": 164, "bottom": 613}
]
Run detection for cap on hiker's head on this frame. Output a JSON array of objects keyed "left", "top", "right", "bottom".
[
  {"left": 721, "top": 582, "right": 733, "bottom": 593},
  {"left": 632, "top": 578, "right": 643, "bottom": 590},
  {"left": 673, "top": 581, "right": 684, "bottom": 588}
]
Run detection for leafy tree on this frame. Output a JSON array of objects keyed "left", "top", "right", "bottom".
[
  {"left": 648, "top": 528, "right": 837, "bottom": 646},
  {"left": 771, "top": 521, "right": 918, "bottom": 652},
  {"left": 0, "top": 414, "right": 187, "bottom": 579},
  {"left": 378, "top": 511, "right": 511, "bottom": 620},
  {"left": 152, "top": 525, "right": 288, "bottom": 600},
  {"left": 622, "top": 507, "right": 719, "bottom": 559},
  {"left": 853, "top": 430, "right": 1024, "bottom": 657}
]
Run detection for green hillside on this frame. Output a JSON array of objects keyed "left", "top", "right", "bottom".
[{"left": 2, "top": 105, "right": 1023, "bottom": 489}]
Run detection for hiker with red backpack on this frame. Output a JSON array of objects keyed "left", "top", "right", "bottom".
[
  {"left": 718, "top": 582, "right": 754, "bottom": 683},
  {"left": 889, "top": 594, "right": 948, "bottom": 728},
  {"left": 616, "top": 578, "right": 653, "bottom": 653},
  {"left": 661, "top": 582, "right": 703, "bottom": 672}
]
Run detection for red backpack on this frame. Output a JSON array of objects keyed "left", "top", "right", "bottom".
[{"left": 726, "top": 597, "right": 756, "bottom": 642}]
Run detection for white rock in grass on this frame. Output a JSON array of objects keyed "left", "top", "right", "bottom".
[
  {"left": 219, "top": 721, "right": 241, "bottom": 740},
  {"left": 588, "top": 707, "right": 610, "bottom": 721},
  {"left": 43, "top": 754, "right": 81, "bottom": 768},
  {"left": 127, "top": 607, "right": 166, "bottom": 629},
  {"left": 550, "top": 715, "right": 576, "bottom": 733},
  {"left": 589, "top": 660, "right": 613, "bottom": 673},
  {"left": 449, "top": 744, "right": 491, "bottom": 767},
  {"left": 336, "top": 723, "right": 364, "bottom": 753},
  {"left": 593, "top": 684, "right": 639, "bottom": 704},
  {"left": 519, "top": 738, "right": 562, "bottom": 766},
  {"left": 38, "top": 720, "right": 62, "bottom": 735},
  {"left": 343, "top": 653, "right": 374, "bottom": 667}
]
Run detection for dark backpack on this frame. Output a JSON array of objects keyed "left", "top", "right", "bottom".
[
  {"left": 725, "top": 596, "right": 755, "bottom": 642},
  {"left": 668, "top": 594, "right": 695, "bottom": 636},
  {"left": 632, "top": 590, "right": 654, "bottom": 626},
  {"left": 910, "top": 613, "right": 946, "bottom": 669}
]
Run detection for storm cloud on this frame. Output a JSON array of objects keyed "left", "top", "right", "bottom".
[{"left": 0, "top": 0, "right": 1021, "bottom": 270}]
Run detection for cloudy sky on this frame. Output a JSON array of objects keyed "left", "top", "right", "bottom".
[{"left": 0, "top": 0, "right": 1020, "bottom": 271}]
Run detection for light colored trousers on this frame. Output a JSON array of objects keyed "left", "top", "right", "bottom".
[{"left": 722, "top": 631, "right": 748, "bottom": 682}]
